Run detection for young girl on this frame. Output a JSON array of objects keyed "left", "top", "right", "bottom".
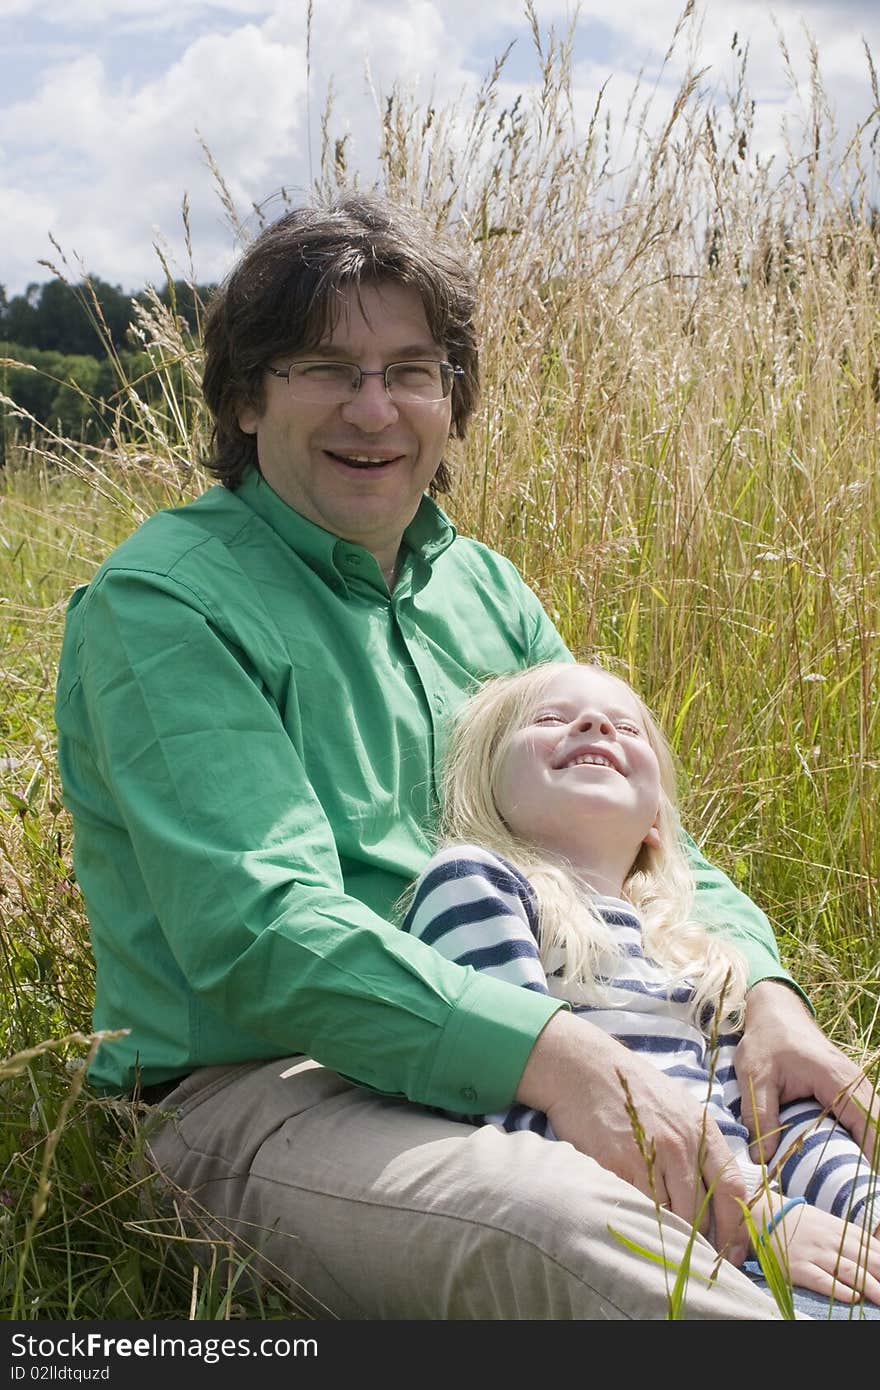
[{"left": 401, "top": 660, "right": 880, "bottom": 1306}]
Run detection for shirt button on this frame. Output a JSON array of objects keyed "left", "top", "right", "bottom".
[
  {"left": 346, "top": 553, "right": 362, "bottom": 565},
  {"left": 460, "top": 1085, "right": 477, "bottom": 1103},
  {"left": 433, "top": 693, "right": 445, "bottom": 710}
]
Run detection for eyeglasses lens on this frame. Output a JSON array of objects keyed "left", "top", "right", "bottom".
[{"left": 286, "top": 361, "right": 450, "bottom": 403}]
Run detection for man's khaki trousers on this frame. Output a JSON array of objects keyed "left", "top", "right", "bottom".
[{"left": 145, "top": 1056, "right": 788, "bottom": 1320}]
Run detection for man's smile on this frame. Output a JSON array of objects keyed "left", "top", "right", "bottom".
[
  {"left": 237, "top": 282, "right": 452, "bottom": 577},
  {"left": 324, "top": 449, "right": 404, "bottom": 469}
]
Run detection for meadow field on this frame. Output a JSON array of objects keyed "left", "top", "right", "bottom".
[{"left": 1, "top": 14, "right": 878, "bottom": 1318}]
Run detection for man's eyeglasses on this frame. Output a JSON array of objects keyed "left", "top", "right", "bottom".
[{"left": 264, "top": 359, "right": 464, "bottom": 405}]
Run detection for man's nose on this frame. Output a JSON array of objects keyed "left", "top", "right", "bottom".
[{"left": 339, "top": 374, "right": 400, "bottom": 430}]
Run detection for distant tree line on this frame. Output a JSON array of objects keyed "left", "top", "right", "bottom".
[
  {"left": 0, "top": 275, "right": 214, "bottom": 460},
  {"left": 0, "top": 276, "right": 212, "bottom": 356}
]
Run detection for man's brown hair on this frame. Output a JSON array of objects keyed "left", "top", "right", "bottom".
[{"left": 201, "top": 192, "right": 480, "bottom": 491}]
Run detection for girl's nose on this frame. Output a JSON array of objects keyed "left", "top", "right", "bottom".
[{"left": 573, "top": 710, "right": 613, "bottom": 735}]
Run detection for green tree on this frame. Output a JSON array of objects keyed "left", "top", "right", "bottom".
[{"left": 2, "top": 278, "right": 133, "bottom": 354}]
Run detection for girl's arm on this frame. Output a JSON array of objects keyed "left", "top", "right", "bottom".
[{"left": 402, "top": 843, "right": 556, "bottom": 1134}]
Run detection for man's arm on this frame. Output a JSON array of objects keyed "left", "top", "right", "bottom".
[
  {"left": 679, "top": 833, "right": 878, "bottom": 1162},
  {"left": 516, "top": 1010, "right": 750, "bottom": 1263},
  {"left": 737, "top": 981, "right": 880, "bottom": 1164},
  {"left": 681, "top": 828, "right": 807, "bottom": 999},
  {"left": 57, "top": 566, "right": 559, "bottom": 1108}
]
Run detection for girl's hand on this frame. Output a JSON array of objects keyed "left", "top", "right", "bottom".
[{"left": 753, "top": 1197, "right": 880, "bottom": 1306}]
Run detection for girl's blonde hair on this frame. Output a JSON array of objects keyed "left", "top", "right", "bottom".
[{"left": 439, "top": 660, "right": 747, "bottom": 1030}]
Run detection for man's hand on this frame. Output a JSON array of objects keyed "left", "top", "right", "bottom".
[
  {"left": 736, "top": 980, "right": 880, "bottom": 1166},
  {"left": 516, "top": 1011, "right": 750, "bottom": 1264}
]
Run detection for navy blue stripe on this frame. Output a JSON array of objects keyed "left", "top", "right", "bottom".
[
  {"left": 831, "top": 1174, "right": 874, "bottom": 1222},
  {"left": 716, "top": 1118, "right": 751, "bottom": 1141},
  {"left": 801, "top": 1156, "right": 853, "bottom": 1206},
  {"left": 457, "top": 937, "right": 545, "bottom": 976},
  {"left": 407, "top": 896, "right": 529, "bottom": 949},
  {"left": 779, "top": 1101, "right": 826, "bottom": 1129},
  {"left": 402, "top": 853, "right": 539, "bottom": 936},
  {"left": 611, "top": 1034, "right": 705, "bottom": 1062},
  {"left": 780, "top": 1143, "right": 861, "bottom": 1205},
  {"left": 595, "top": 974, "right": 696, "bottom": 1003},
  {"left": 502, "top": 1103, "right": 550, "bottom": 1136},
  {"left": 416, "top": 853, "right": 538, "bottom": 915}
]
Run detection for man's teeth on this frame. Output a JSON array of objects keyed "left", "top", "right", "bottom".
[{"left": 333, "top": 452, "right": 393, "bottom": 466}]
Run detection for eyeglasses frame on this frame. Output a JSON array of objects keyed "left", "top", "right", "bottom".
[{"left": 264, "top": 358, "right": 464, "bottom": 402}]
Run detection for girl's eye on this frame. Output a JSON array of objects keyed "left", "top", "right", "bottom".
[
  {"left": 616, "top": 721, "right": 642, "bottom": 737},
  {"left": 534, "top": 713, "right": 564, "bottom": 725}
]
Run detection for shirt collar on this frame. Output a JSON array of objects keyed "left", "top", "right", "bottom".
[{"left": 234, "top": 468, "right": 457, "bottom": 593}]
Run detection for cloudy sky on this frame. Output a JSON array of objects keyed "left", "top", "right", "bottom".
[{"left": 2, "top": 0, "right": 879, "bottom": 297}]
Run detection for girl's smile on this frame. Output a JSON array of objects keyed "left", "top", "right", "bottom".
[{"left": 493, "top": 665, "right": 662, "bottom": 893}]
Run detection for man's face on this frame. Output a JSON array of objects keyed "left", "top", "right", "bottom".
[{"left": 237, "top": 281, "right": 452, "bottom": 573}]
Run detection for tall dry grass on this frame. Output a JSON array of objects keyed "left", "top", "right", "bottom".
[{"left": 1, "top": 5, "right": 878, "bottom": 1317}]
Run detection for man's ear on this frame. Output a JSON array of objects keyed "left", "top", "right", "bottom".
[
  {"left": 643, "top": 822, "right": 661, "bottom": 850},
  {"left": 237, "top": 401, "right": 260, "bottom": 435}
]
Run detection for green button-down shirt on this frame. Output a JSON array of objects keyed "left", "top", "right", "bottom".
[{"left": 56, "top": 469, "right": 793, "bottom": 1101}]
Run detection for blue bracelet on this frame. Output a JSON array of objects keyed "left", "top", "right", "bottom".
[{"left": 759, "top": 1196, "right": 807, "bottom": 1243}]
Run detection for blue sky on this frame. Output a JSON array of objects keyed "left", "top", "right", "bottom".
[{"left": 2, "top": 0, "right": 879, "bottom": 297}]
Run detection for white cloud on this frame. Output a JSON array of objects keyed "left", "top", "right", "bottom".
[
  {"left": 1, "top": 0, "right": 877, "bottom": 296},
  {"left": 1, "top": 21, "right": 309, "bottom": 289},
  {"left": 284, "top": 0, "right": 470, "bottom": 115},
  {"left": 0, "top": 186, "right": 59, "bottom": 292}
]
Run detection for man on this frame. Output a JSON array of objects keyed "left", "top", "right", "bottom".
[{"left": 55, "top": 193, "right": 876, "bottom": 1319}]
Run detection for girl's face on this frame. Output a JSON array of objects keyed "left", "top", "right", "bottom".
[{"left": 493, "top": 666, "right": 662, "bottom": 860}]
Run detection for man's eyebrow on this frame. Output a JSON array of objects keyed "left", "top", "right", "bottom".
[{"left": 299, "top": 342, "right": 446, "bottom": 360}]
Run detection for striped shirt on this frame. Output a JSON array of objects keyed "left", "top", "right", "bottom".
[{"left": 402, "top": 844, "right": 877, "bottom": 1229}]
